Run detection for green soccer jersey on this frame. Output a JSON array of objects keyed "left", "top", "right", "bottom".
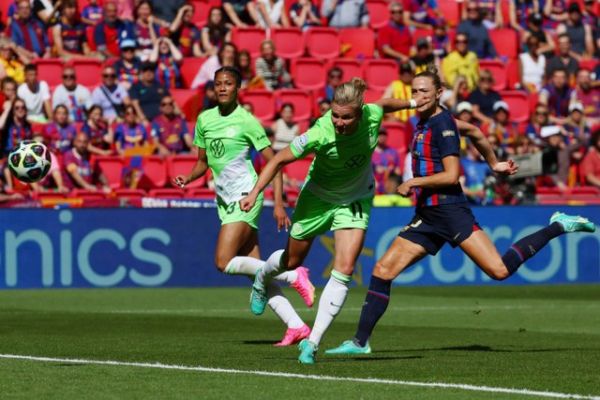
[
  {"left": 289, "top": 103, "right": 384, "bottom": 205},
  {"left": 194, "top": 105, "right": 271, "bottom": 204}
]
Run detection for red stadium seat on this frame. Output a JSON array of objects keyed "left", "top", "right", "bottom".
[
  {"left": 32, "top": 191, "right": 67, "bottom": 200},
  {"left": 412, "top": 28, "right": 433, "bottom": 43},
  {"left": 72, "top": 59, "right": 102, "bottom": 88},
  {"left": 284, "top": 157, "right": 312, "bottom": 182},
  {"left": 363, "top": 59, "right": 398, "bottom": 91},
  {"left": 171, "top": 89, "right": 201, "bottom": 121},
  {"left": 190, "top": 0, "right": 221, "bottom": 26},
  {"left": 231, "top": 27, "right": 267, "bottom": 59},
  {"left": 500, "top": 90, "right": 530, "bottom": 123},
  {"left": 305, "top": 27, "right": 340, "bottom": 60},
  {"left": 166, "top": 154, "right": 207, "bottom": 189},
  {"left": 140, "top": 156, "right": 168, "bottom": 188},
  {"left": 568, "top": 186, "right": 600, "bottom": 195},
  {"left": 186, "top": 187, "right": 216, "bottom": 199},
  {"left": 275, "top": 89, "right": 313, "bottom": 121},
  {"left": 69, "top": 189, "right": 107, "bottom": 200},
  {"left": 148, "top": 188, "right": 185, "bottom": 198},
  {"left": 114, "top": 188, "right": 147, "bottom": 199},
  {"left": 506, "top": 58, "right": 520, "bottom": 90},
  {"left": 329, "top": 58, "right": 363, "bottom": 81},
  {"left": 578, "top": 59, "right": 599, "bottom": 71},
  {"left": 364, "top": 88, "right": 383, "bottom": 104},
  {"left": 34, "top": 59, "right": 64, "bottom": 87},
  {"left": 489, "top": 28, "right": 519, "bottom": 59},
  {"left": 479, "top": 60, "right": 507, "bottom": 91},
  {"left": 366, "top": 0, "right": 390, "bottom": 29},
  {"left": 290, "top": 58, "right": 327, "bottom": 91},
  {"left": 271, "top": 28, "right": 305, "bottom": 59},
  {"left": 179, "top": 57, "right": 206, "bottom": 89},
  {"left": 86, "top": 26, "right": 97, "bottom": 51},
  {"left": 382, "top": 122, "right": 410, "bottom": 153},
  {"left": 339, "top": 28, "right": 375, "bottom": 58},
  {"left": 95, "top": 155, "right": 124, "bottom": 189},
  {"left": 438, "top": 0, "right": 461, "bottom": 27},
  {"left": 239, "top": 90, "right": 275, "bottom": 122}
]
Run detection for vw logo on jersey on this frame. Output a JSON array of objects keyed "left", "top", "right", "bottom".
[
  {"left": 345, "top": 154, "right": 367, "bottom": 169},
  {"left": 210, "top": 139, "right": 225, "bottom": 158}
]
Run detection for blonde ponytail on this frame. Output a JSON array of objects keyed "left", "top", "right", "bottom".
[{"left": 333, "top": 77, "right": 367, "bottom": 109}]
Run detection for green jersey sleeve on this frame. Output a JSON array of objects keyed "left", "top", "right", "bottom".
[
  {"left": 365, "top": 103, "right": 384, "bottom": 125},
  {"left": 245, "top": 114, "right": 271, "bottom": 151},
  {"left": 289, "top": 116, "right": 326, "bottom": 159},
  {"left": 193, "top": 114, "right": 205, "bottom": 148}
]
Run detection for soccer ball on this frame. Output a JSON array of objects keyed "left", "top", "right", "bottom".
[{"left": 8, "top": 140, "right": 52, "bottom": 183}]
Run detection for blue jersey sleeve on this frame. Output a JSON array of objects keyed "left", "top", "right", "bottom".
[{"left": 433, "top": 113, "right": 460, "bottom": 159}]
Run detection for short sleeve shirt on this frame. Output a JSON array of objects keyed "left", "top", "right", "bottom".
[
  {"left": 289, "top": 103, "right": 383, "bottom": 205},
  {"left": 193, "top": 105, "right": 270, "bottom": 203}
]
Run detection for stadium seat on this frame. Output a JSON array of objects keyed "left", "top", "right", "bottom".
[
  {"left": 32, "top": 191, "right": 67, "bottom": 200},
  {"left": 339, "top": 28, "right": 375, "bottom": 58},
  {"left": 412, "top": 28, "right": 433, "bottom": 44},
  {"left": 363, "top": 59, "right": 398, "bottom": 91},
  {"left": 114, "top": 188, "right": 147, "bottom": 199},
  {"left": 34, "top": 59, "right": 64, "bottom": 87},
  {"left": 171, "top": 89, "right": 201, "bottom": 121},
  {"left": 148, "top": 188, "right": 185, "bottom": 198},
  {"left": 305, "top": 27, "right": 341, "bottom": 60},
  {"left": 231, "top": 27, "right": 267, "bottom": 59},
  {"left": 569, "top": 186, "right": 600, "bottom": 195},
  {"left": 579, "top": 59, "right": 599, "bottom": 71},
  {"left": 366, "top": 0, "right": 390, "bottom": 29},
  {"left": 271, "top": 28, "right": 305, "bottom": 59},
  {"left": 506, "top": 58, "right": 520, "bottom": 90},
  {"left": 239, "top": 90, "right": 275, "bottom": 122},
  {"left": 69, "top": 189, "right": 107, "bottom": 200},
  {"left": 438, "top": 0, "right": 461, "bottom": 26},
  {"left": 382, "top": 122, "right": 410, "bottom": 153},
  {"left": 290, "top": 58, "right": 327, "bottom": 91},
  {"left": 72, "top": 59, "right": 102, "bottom": 88},
  {"left": 186, "top": 187, "right": 216, "bottom": 199},
  {"left": 180, "top": 57, "right": 206, "bottom": 89},
  {"left": 140, "top": 156, "right": 168, "bottom": 188},
  {"left": 364, "top": 88, "right": 383, "bottom": 104},
  {"left": 500, "top": 90, "right": 530, "bottom": 123},
  {"left": 85, "top": 26, "right": 97, "bottom": 52},
  {"left": 95, "top": 155, "right": 124, "bottom": 189},
  {"left": 479, "top": 60, "right": 507, "bottom": 91},
  {"left": 275, "top": 89, "right": 313, "bottom": 121},
  {"left": 190, "top": 0, "right": 221, "bottom": 26},
  {"left": 329, "top": 58, "right": 363, "bottom": 81},
  {"left": 283, "top": 157, "right": 313, "bottom": 183},
  {"left": 166, "top": 154, "right": 207, "bottom": 188},
  {"left": 489, "top": 28, "right": 519, "bottom": 59}
]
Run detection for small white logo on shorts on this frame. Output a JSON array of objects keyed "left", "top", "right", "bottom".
[{"left": 291, "top": 223, "right": 304, "bottom": 236}]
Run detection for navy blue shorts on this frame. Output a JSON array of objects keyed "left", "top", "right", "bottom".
[{"left": 398, "top": 204, "right": 481, "bottom": 255}]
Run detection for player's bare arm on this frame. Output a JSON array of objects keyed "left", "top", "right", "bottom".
[
  {"left": 260, "top": 146, "right": 291, "bottom": 231},
  {"left": 397, "top": 155, "right": 461, "bottom": 197},
  {"left": 375, "top": 97, "right": 420, "bottom": 114},
  {"left": 173, "top": 147, "right": 209, "bottom": 188}
]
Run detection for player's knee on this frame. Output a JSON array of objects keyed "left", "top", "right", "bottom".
[
  {"left": 214, "top": 254, "right": 229, "bottom": 272},
  {"left": 486, "top": 263, "right": 510, "bottom": 281},
  {"left": 373, "top": 261, "right": 395, "bottom": 281}
]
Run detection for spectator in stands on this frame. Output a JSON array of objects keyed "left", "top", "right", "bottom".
[
  {"left": 17, "top": 64, "right": 52, "bottom": 123},
  {"left": 10, "top": 0, "right": 51, "bottom": 58},
  {"left": 431, "top": 18, "right": 451, "bottom": 59},
  {"left": 522, "top": 12, "right": 556, "bottom": 57},
  {"left": 290, "top": 0, "right": 321, "bottom": 30},
  {"left": 255, "top": 40, "right": 292, "bottom": 91},
  {"left": 411, "top": 38, "right": 436, "bottom": 74},
  {"left": 322, "top": 66, "right": 343, "bottom": 102},
  {"left": 237, "top": 50, "right": 254, "bottom": 89},
  {"left": 202, "top": 81, "right": 217, "bottom": 110},
  {"left": 321, "top": 0, "right": 369, "bottom": 28},
  {"left": 545, "top": 34, "right": 580, "bottom": 79},
  {"left": 582, "top": 0, "right": 598, "bottom": 27},
  {"left": 485, "top": 101, "right": 520, "bottom": 152},
  {"left": 256, "top": 0, "right": 290, "bottom": 28},
  {"left": 539, "top": 68, "right": 573, "bottom": 119},
  {"left": 455, "top": 101, "right": 475, "bottom": 125},
  {"left": 222, "top": 0, "right": 259, "bottom": 27},
  {"left": 372, "top": 126, "right": 401, "bottom": 195},
  {"left": 402, "top": 0, "right": 439, "bottom": 29},
  {"left": 563, "top": 103, "right": 590, "bottom": 178},
  {"left": 0, "top": 98, "right": 31, "bottom": 156},
  {"left": 52, "top": 67, "right": 92, "bottom": 123},
  {"left": 149, "top": 37, "right": 183, "bottom": 90},
  {"left": 29, "top": 135, "right": 69, "bottom": 194},
  {"left": 191, "top": 42, "right": 238, "bottom": 90},
  {"left": 557, "top": 2, "right": 595, "bottom": 58},
  {"left": 442, "top": 33, "right": 480, "bottom": 91},
  {"left": 200, "top": 7, "right": 232, "bottom": 57},
  {"left": 91, "top": 65, "right": 131, "bottom": 122},
  {"left": 53, "top": 0, "right": 91, "bottom": 61},
  {"left": 509, "top": 0, "right": 539, "bottom": 34},
  {"left": 113, "top": 39, "right": 142, "bottom": 90},
  {"left": 571, "top": 68, "right": 600, "bottom": 126},
  {"left": 114, "top": 104, "right": 150, "bottom": 154},
  {"left": 130, "top": 62, "right": 169, "bottom": 123},
  {"left": 82, "top": 105, "right": 114, "bottom": 155},
  {"left": 525, "top": 103, "right": 551, "bottom": 144},
  {"left": 468, "top": 69, "right": 502, "bottom": 125},
  {"left": 318, "top": 99, "right": 331, "bottom": 116},
  {"left": 461, "top": 142, "right": 492, "bottom": 205},
  {"left": 0, "top": 78, "right": 18, "bottom": 111},
  {"left": 377, "top": 1, "right": 411, "bottom": 64},
  {"left": 539, "top": 125, "right": 572, "bottom": 190},
  {"left": 457, "top": 1, "right": 497, "bottom": 59},
  {"left": 149, "top": 0, "right": 186, "bottom": 24},
  {"left": 62, "top": 132, "right": 111, "bottom": 192},
  {"left": 44, "top": 105, "right": 77, "bottom": 155},
  {"left": 31, "top": 0, "right": 62, "bottom": 25},
  {"left": 152, "top": 95, "right": 191, "bottom": 155},
  {"left": 469, "top": 0, "right": 502, "bottom": 29},
  {"left": 134, "top": 1, "right": 163, "bottom": 61},
  {"left": 383, "top": 63, "right": 415, "bottom": 123},
  {"left": 81, "top": 0, "right": 103, "bottom": 26},
  {"left": 519, "top": 35, "right": 546, "bottom": 92},
  {"left": 0, "top": 39, "right": 28, "bottom": 85},
  {"left": 543, "top": 0, "right": 569, "bottom": 31},
  {"left": 94, "top": 1, "right": 136, "bottom": 59},
  {"left": 581, "top": 128, "right": 600, "bottom": 188},
  {"left": 170, "top": 4, "right": 204, "bottom": 58},
  {"left": 271, "top": 103, "right": 299, "bottom": 152}
]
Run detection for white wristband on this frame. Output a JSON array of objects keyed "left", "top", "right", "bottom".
[{"left": 409, "top": 99, "right": 417, "bottom": 109}]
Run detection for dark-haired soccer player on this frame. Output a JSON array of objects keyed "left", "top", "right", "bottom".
[
  {"left": 174, "top": 66, "right": 315, "bottom": 346},
  {"left": 327, "top": 66, "right": 596, "bottom": 356}
]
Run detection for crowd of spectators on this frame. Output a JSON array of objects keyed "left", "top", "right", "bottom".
[{"left": 0, "top": 0, "right": 598, "bottom": 205}]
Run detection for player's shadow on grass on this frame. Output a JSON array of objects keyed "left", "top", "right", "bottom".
[{"left": 378, "top": 345, "right": 570, "bottom": 353}]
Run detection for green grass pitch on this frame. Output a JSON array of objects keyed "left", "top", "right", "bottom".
[{"left": 1, "top": 285, "right": 599, "bottom": 399}]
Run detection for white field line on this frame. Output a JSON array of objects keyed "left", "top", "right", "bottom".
[{"left": 0, "top": 354, "right": 598, "bottom": 400}]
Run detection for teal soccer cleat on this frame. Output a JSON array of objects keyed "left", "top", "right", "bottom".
[
  {"left": 250, "top": 269, "right": 268, "bottom": 315},
  {"left": 550, "top": 212, "right": 596, "bottom": 233},
  {"left": 325, "top": 340, "right": 372, "bottom": 355},
  {"left": 298, "top": 339, "right": 318, "bottom": 365}
]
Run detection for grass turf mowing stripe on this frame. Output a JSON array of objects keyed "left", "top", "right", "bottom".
[{"left": 1, "top": 354, "right": 598, "bottom": 400}]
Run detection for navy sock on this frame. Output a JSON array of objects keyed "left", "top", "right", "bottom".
[
  {"left": 354, "top": 276, "right": 391, "bottom": 347},
  {"left": 502, "top": 222, "right": 564, "bottom": 275}
]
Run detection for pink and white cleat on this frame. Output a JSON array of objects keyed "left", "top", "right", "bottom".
[
  {"left": 274, "top": 324, "right": 311, "bottom": 347},
  {"left": 290, "top": 266, "right": 315, "bottom": 308}
]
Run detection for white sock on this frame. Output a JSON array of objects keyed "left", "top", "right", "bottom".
[
  {"left": 256, "top": 249, "right": 286, "bottom": 286},
  {"left": 267, "top": 282, "right": 304, "bottom": 329},
  {"left": 225, "top": 256, "right": 297, "bottom": 284},
  {"left": 308, "top": 271, "right": 351, "bottom": 346}
]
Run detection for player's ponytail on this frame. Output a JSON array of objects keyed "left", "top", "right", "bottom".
[
  {"left": 415, "top": 64, "right": 443, "bottom": 91},
  {"left": 333, "top": 77, "right": 367, "bottom": 110}
]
